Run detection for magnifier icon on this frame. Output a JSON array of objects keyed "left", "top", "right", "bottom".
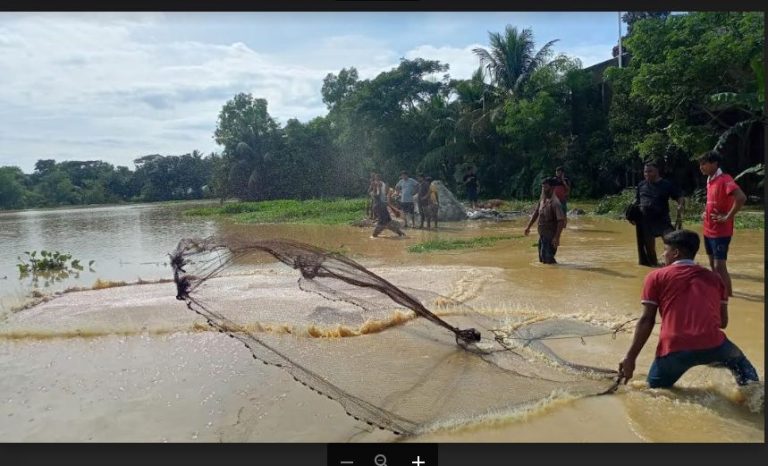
[{"left": 374, "top": 454, "right": 387, "bottom": 466}]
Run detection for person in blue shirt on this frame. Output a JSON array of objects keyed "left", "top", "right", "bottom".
[{"left": 395, "top": 170, "right": 420, "bottom": 228}]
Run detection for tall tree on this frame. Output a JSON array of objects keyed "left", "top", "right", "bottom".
[
  {"left": 0, "top": 166, "right": 27, "bottom": 209},
  {"left": 214, "top": 93, "right": 282, "bottom": 200}
]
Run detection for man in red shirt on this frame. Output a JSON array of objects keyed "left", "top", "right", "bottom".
[
  {"left": 618, "top": 230, "right": 758, "bottom": 388},
  {"left": 698, "top": 151, "right": 747, "bottom": 297},
  {"left": 551, "top": 166, "right": 570, "bottom": 215}
]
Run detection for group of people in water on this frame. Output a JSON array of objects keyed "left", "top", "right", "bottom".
[
  {"left": 527, "top": 151, "right": 758, "bottom": 390},
  {"left": 367, "top": 171, "right": 439, "bottom": 237},
  {"left": 367, "top": 151, "right": 759, "bottom": 391}
]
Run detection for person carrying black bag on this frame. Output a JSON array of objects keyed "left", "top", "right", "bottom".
[{"left": 626, "top": 162, "right": 685, "bottom": 267}]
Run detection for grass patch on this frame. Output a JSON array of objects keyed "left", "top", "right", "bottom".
[
  {"left": 734, "top": 211, "right": 764, "bottom": 230},
  {"left": 184, "top": 198, "right": 367, "bottom": 225},
  {"left": 408, "top": 235, "right": 521, "bottom": 253}
]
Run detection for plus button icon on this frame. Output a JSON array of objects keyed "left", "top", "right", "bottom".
[{"left": 412, "top": 456, "right": 425, "bottom": 466}]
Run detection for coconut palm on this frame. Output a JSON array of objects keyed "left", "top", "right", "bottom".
[{"left": 472, "top": 26, "right": 560, "bottom": 99}]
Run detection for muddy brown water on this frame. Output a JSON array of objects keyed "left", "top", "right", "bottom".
[{"left": 0, "top": 202, "right": 763, "bottom": 441}]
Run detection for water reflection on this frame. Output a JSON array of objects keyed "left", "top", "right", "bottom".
[
  {"left": 730, "top": 273, "right": 765, "bottom": 284},
  {"left": 731, "top": 291, "right": 764, "bottom": 303},
  {"left": 0, "top": 202, "right": 220, "bottom": 312}
]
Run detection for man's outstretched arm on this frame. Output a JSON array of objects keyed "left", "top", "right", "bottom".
[{"left": 619, "top": 303, "right": 658, "bottom": 383}]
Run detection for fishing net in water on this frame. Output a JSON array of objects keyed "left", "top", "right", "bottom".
[{"left": 170, "top": 236, "right": 622, "bottom": 435}]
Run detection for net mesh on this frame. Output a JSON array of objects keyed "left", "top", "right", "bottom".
[{"left": 171, "top": 236, "right": 621, "bottom": 435}]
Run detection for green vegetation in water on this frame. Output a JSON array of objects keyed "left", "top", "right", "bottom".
[
  {"left": 185, "top": 198, "right": 367, "bottom": 225},
  {"left": 408, "top": 235, "right": 520, "bottom": 253},
  {"left": 594, "top": 189, "right": 635, "bottom": 218},
  {"left": 16, "top": 250, "right": 95, "bottom": 287}
]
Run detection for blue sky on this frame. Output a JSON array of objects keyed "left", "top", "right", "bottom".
[{"left": 0, "top": 12, "right": 623, "bottom": 172}]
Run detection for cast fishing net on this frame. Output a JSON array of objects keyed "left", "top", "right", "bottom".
[{"left": 171, "top": 236, "right": 622, "bottom": 435}]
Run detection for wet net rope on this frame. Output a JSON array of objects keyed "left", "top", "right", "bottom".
[{"left": 171, "top": 236, "right": 626, "bottom": 435}]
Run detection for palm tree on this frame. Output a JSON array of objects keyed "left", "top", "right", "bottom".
[{"left": 472, "top": 26, "right": 560, "bottom": 99}]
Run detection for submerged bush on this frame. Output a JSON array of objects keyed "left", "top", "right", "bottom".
[{"left": 17, "top": 250, "right": 94, "bottom": 287}]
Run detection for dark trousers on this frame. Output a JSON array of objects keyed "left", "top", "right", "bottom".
[
  {"left": 538, "top": 234, "right": 557, "bottom": 264},
  {"left": 648, "top": 338, "right": 759, "bottom": 388},
  {"left": 636, "top": 217, "right": 673, "bottom": 267},
  {"left": 372, "top": 221, "right": 404, "bottom": 237}
]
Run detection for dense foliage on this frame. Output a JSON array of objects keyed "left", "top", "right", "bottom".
[
  {"left": 1, "top": 12, "right": 763, "bottom": 211},
  {"left": 0, "top": 152, "right": 218, "bottom": 209}
]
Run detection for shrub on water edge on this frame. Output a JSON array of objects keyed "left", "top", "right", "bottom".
[{"left": 595, "top": 189, "right": 635, "bottom": 217}]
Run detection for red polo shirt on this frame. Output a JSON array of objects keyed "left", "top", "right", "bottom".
[
  {"left": 551, "top": 177, "right": 570, "bottom": 203},
  {"left": 704, "top": 170, "right": 740, "bottom": 238},
  {"left": 641, "top": 261, "right": 727, "bottom": 357}
]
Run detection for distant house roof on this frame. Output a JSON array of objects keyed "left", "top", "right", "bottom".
[{"left": 584, "top": 53, "right": 631, "bottom": 82}]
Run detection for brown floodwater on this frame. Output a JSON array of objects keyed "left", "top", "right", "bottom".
[{"left": 0, "top": 203, "right": 763, "bottom": 442}]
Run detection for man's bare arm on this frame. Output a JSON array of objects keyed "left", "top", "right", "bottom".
[
  {"left": 727, "top": 188, "right": 746, "bottom": 221},
  {"left": 720, "top": 302, "right": 728, "bottom": 329},
  {"left": 524, "top": 209, "right": 539, "bottom": 234},
  {"left": 619, "top": 303, "right": 658, "bottom": 383}
]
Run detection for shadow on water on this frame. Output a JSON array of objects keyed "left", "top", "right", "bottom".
[
  {"left": 557, "top": 263, "right": 636, "bottom": 279},
  {"left": 731, "top": 291, "right": 764, "bottom": 303},
  {"left": 730, "top": 273, "right": 765, "bottom": 284}
]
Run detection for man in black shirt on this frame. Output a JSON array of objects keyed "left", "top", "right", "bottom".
[
  {"left": 463, "top": 166, "right": 479, "bottom": 209},
  {"left": 630, "top": 162, "right": 685, "bottom": 266}
]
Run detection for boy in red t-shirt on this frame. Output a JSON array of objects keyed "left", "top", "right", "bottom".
[
  {"left": 618, "top": 230, "right": 758, "bottom": 388},
  {"left": 698, "top": 151, "right": 747, "bottom": 297}
]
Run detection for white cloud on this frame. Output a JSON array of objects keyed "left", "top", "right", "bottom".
[
  {"left": 0, "top": 13, "right": 617, "bottom": 172},
  {"left": 404, "top": 44, "right": 484, "bottom": 80},
  {"left": 0, "top": 14, "right": 369, "bottom": 171}
]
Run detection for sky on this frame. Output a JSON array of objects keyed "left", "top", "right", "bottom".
[{"left": 0, "top": 12, "right": 624, "bottom": 173}]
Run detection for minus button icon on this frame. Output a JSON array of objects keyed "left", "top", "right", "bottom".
[{"left": 340, "top": 461, "right": 354, "bottom": 465}]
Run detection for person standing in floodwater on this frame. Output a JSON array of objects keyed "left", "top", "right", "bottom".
[
  {"left": 631, "top": 161, "right": 685, "bottom": 267},
  {"left": 463, "top": 166, "right": 479, "bottom": 210},
  {"left": 371, "top": 173, "right": 405, "bottom": 238},
  {"left": 524, "top": 178, "right": 565, "bottom": 264},
  {"left": 698, "top": 151, "right": 746, "bottom": 298},
  {"left": 416, "top": 174, "right": 430, "bottom": 229},
  {"left": 424, "top": 176, "right": 439, "bottom": 229},
  {"left": 551, "top": 166, "right": 571, "bottom": 219},
  {"left": 618, "top": 229, "right": 758, "bottom": 389},
  {"left": 366, "top": 172, "right": 378, "bottom": 220},
  {"left": 395, "top": 170, "right": 419, "bottom": 228}
]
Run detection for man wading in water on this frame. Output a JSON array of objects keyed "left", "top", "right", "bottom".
[
  {"left": 370, "top": 173, "right": 405, "bottom": 238},
  {"left": 618, "top": 230, "right": 758, "bottom": 389},
  {"left": 395, "top": 170, "right": 419, "bottom": 228},
  {"left": 524, "top": 178, "right": 565, "bottom": 264}
]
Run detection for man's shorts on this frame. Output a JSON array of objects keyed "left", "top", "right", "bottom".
[
  {"left": 400, "top": 202, "right": 415, "bottom": 215},
  {"left": 647, "top": 338, "right": 759, "bottom": 388},
  {"left": 704, "top": 236, "right": 732, "bottom": 260}
]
